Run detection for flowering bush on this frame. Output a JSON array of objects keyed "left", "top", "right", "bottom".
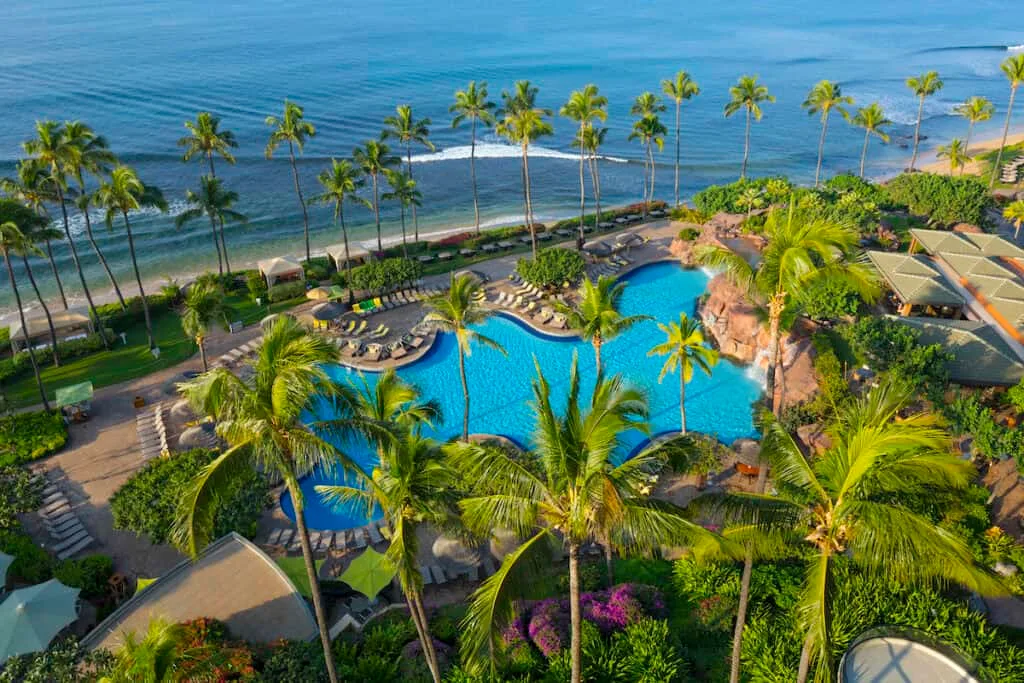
[{"left": 527, "top": 599, "right": 569, "bottom": 657}]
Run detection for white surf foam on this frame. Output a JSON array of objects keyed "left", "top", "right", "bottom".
[
  {"left": 409, "top": 142, "right": 629, "bottom": 165},
  {"left": 1008, "top": 44, "right": 1024, "bottom": 52},
  {"left": 56, "top": 199, "right": 191, "bottom": 238}
]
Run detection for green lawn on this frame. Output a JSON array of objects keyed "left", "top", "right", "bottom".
[
  {"left": 224, "top": 294, "right": 306, "bottom": 326},
  {"left": 275, "top": 556, "right": 324, "bottom": 598}
]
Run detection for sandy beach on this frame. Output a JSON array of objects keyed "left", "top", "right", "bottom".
[{"left": 918, "top": 130, "right": 1024, "bottom": 177}]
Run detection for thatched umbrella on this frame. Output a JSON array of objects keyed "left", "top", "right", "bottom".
[
  {"left": 306, "top": 286, "right": 332, "bottom": 301},
  {"left": 432, "top": 536, "right": 481, "bottom": 573},
  {"left": 179, "top": 424, "right": 218, "bottom": 451},
  {"left": 488, "top": 528, "right": 520, "bottom": 562}
]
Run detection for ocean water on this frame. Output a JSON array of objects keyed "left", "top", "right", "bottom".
[{"left": 1, "top": 0, "right": 1022, "bottom": 314}]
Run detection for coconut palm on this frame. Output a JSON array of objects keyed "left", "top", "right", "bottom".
[
  {"left": 424, "top": 273, "right": 505, "bottom": 441},
  {"left": 661, "top": 71, "right": 701, "bottom": 206},
  {"left": 10, "top": 210, "right": 64, "bottom": 366},
  {"left": 384, "top": 105, "right": 434, "bottom": 241},
  {"left": 23, "top": 121, "right": 110, "bottom": 348},
  {"left": 311, "top": 159, "right": 370, "bottom": 304},
  {"left": 736, "top": 186, "right": 765, "bottom": 221},
  {"left": 629, "top": 93, "right": 667, "bottom": 218},
  {"left": 64, "top": 121, "right": 125, "bottom": 310},
  {"left": 176, "top": 176, "right": 248, "bottom": 275},
  {"left": 179, "top": 280, "right": 230, "bottom": 371},
  {"left": 703, "top": 380, "right": 1002, "bottom": 683},
  {"left": 495, "top": 102, "right": 553, "bottom": 259},
  {"left": 802, "top": 81, "right": 854, "bottom": 186},
  {"left": 573, "top": 126, "right": 608, "bottom": 231},
  {"left": 93, "top": 166, "right": 168, "bottom": 350},
  {"left": 349, "top": 368, "right": 441, "bottom": 452},
  {"left": 318, "top": 432, "right": 455, "bottom": 683},
  {"left": 0, "top": 216, "right": 49, "bottom": 410},
  {"left": 905, "top": 71, "right": 944, "bottom": 171},
  {"left": 725, "top": 76, "right": 775, "bottom": 180},
  {"left": 561, "top": 275, "right": 650, "bottom": 373},
  {"left": 850, "top": 103, "right": 891, "bottom": 178},
  {"left": 649, "top": 314, "right": 718, "bottom": 434},
  {"left": 953, "top": 96, "right": 995, "bottom": 174},
  {"left": 1003, "top": 199, "right": 1024, "bottom": 240},
  {"left": 174, "top": 317, "right": 372, "bottom": 683},
  {"left": 178, "top": 111, "right": 238, "bottom": 177},
  {"left": 265, "top": 100, "right": 316, "bottom": 261},
  {"left": 449, "top": 358, "right": 718, "bottom": 682},
  {"left": 353, "top": 138, "right": 400, "bottom": 252},
  {"left": 381, "top": 169, "right": 421, "bottom": 259},
  {"left": 561, "top": 85, "right": 608, "bottom": 247},
  {"left": 97, "top": 617, "right": 191, "bottom": 683},
  {"left": 937, "top": 138, "right": 971, "bottom": 175},
  {"left": 450, "top": 81, "right": 496, "bottom": 235},
  {"left": 990, "top": 55, "right": 1024, "bottom": 188}
]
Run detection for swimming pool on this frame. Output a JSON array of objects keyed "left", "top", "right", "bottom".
[{"left": 281, "top": 261, "right": 764, "bottom": 530}]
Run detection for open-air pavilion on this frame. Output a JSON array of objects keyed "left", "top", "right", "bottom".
[
  {"left": 867, "top": 251, "right": 964, "bottom": 317},
  {"left": 8, "top": 308, "right": 94, "bottom": 352},
  {"left": 326, "top": 243, "right": 370, "bottom": 271},
  {"left": 257, "top": 256, "right": 305, "bottom": 287},
  {"left": 890, "top": 316, "right": 1024, "bottom": 386}
]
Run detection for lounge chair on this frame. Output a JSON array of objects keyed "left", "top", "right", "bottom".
[
  {"left": 368, "top": 525, "right": 384, "bottom": 544},
  {"left": 481, "top": 243, "right": 498, "bottom": 253},
  {"left": 409, "top": 336, "right": 425, "bottom": 349},
  {"left": 267, "top": 529, "right": 284, "bottom": 545},
  {"left": 371, "top": 325, "right": 389, "bottom": 339},
  {"left": 56, "top": 534, "right": 94, "bottom": 560},
  {"left": 430, "top": 565, "right": 447, "bottom": 584},
  {"left": 534, "top": 308, "right": 554, "bottom": 325},
  {"left": 420, "top": 565, "right": 433, "bottom": 585},
  {"left": 352, "top": 320, "right": 367, "bottom": 336},
  {"left": 391, "top": 345, "right": 408, "bottom": 359},
  {"left": 352, "top": 529, "right": 368, "bottom": 549},
  {"left": 369, "top": 323, "right": 386, "bottom": 337},
  {"left": 521, "top": 301, "right": 537, "bottom": 314}
]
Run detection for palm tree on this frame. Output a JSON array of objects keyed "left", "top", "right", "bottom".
[
  {"left": 802, "top": 81, "right": 854, "bottom": 186},
  {"left": 989, "top": 55, "right": 1024, "bottom": 188},
  {"left": 661, "top": 71, "right": 701, "bottom": 206},
  {"left": 97, "top": 616, "right": 227, "bottom": 683},
  {"left": 937, "top": 138, "right": 971, "bottom": 175},
  {"left": 449, "top": 359, "right": 717, "bottom": 682},
  {"left": 629, "top": 93, "right": 667, "bottom": 218},
  {"left": 561, "top": 85, "right": 608, "bottom": 247},
  {"left": 349, "top": 368, "right": 441, "bottom": 452},
  {"left": 174, "top": 317, "right": 370, "bottom": 683},
  {"left": 736, "top": 186, "right": 764, "bottom": 221},
  {"left": 312, "top": 159, "right": 371, "bottom": 304},
  {"left": 93, "top": 166, "right": 168, "bottom": 350},
  {"left": 179, "top": 280, "right": 230, "bottom": 371},
  {"left": 265, "top": 100, "right": 316, "bottom": 261},
  {"left": 23, "top": 121, "right": 110, "bottom": 348},
  {"left": 850, "top": 103, "right": 891, "bottom": 178},
  {"left": 953, "top": 96, "right": 995, "bottom": 174},
  {"left": 496, "top": 91, "right": 553, "bottom": 259},
  {"left": 561, "top": 275, "right": 650, "bottom": 373},
  {"left": 1003, "top": 199, "right": 1024, "bottom": 240},
  {"left": 450, "top": 81, "right": 496, "bottom": 235},
  {"left": 0, "top": 217, "right": 49, "bottom": 410},
  {"left": 724, "top": 76, "right": 775, "bottom": 180},
  {"left": 706, "top": 381, "right": 1001, "bottom": 683},
  {"left": 178, "top": 111, "right": 238, "bottom": 177},
  {"left": 384, "top": 105, "right": 434, "bottom": 242},
  {"left": 318, "top": 433, "right": 455, "bottom": 683},
  {"left": 64, "top": 121, "right": 125, "bottom": 310},
  {"left": 382, "top": 169, "right": 422, "bottom": 259},
  {"left": 573, "top": 126, "right": 608, "bottom": 230},
  {"left": 905, "top": 71, "right": 944, "bottom": 171},
  {"left": 11, "top": 210, "right": 64, "bottom": 365},
  {"left": 648, "top": 313, "right": 718, "bottom": 434},
  {"left": 176, "top": 176, "right": 248, "bottom": 275},
  {"left": 353, "top": 138, "right": 400, "bottom": 252},
  {"left": 424, "top": 273, "right": 505, "bottom": 441}
]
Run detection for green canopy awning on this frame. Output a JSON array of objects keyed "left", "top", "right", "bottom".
[
  {"left": 340, "top": 547, "right": 396, "bottom": 600},
  {"left": 55, "top": 382, "right": 93, "bottom": 408},
  {"left": 327, "top": 285, "right": 347, "bottom": 300}
]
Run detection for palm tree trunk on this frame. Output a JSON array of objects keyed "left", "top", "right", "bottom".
[
  {"left": 523, "top": 146, "right": 537, "bottom": 259},
  {"left": 593, "top": 336, "right": 602, "bottom": 376},
  {"left": 859, "top": 129, "right": 870, "bottom": 178},
  {"left": 122, "top": 212, "right": 154, "bottom": 350},
  {"left": 412, "top": 591, "right": 442, "bottom": 683},
  {"left": 815, "top": 115, "right": 829, "bottom": 187},
  {"left": 640, "top": 149, "right": 649, "bottom": 216},
  {"left": 741, "top": 109, "right": 752, "bottom": 180},
  {"left": 287, "top": 141, "right": 311, "bottom": 262},
  {"left": 591, "top": 153, "right": 602, "bottom": 223},
  {"left": 372, "top": 174, "right": 382, "bottom": 252},
  {"left": 648, "top": 141, "right": 656, "bottom": 214},
  {"left": 578, "top": 123, "right": 587, "bottom": 250},
  {"left": 399, "top": 205, "right": 409, "bottom": 260},
  {"left": 910, "top": 95, "right": 925, "bottom": 171},
  {"left": 990, "top": 86, "right": 1018, "bottom": 188},
  {"left": 289, "top": 483, "right": 340, "bottom": 683},
  {"left": 679, "top": 370, "right": 686, "bottom": 434},
  {"left": 77, "top": 187, "right": 127, "bottom": 310},
  {"left": 197, "top": 336, "right": 208, "bottom": 371},
  {"left": 43, "top": 239, "right": 68, "bottom": 310},
  {"left": 674, "top": 101, "right": 681, "bottom": 206},
  {"left": 407, "top": 147, "right": 420, "bottom": 243},
  {"left": 764, "top": 294, "right": 784, "bottom": 417},
  {"left": 775, "top": 343, "right": 786, "bottom": 415},
  {"left": 568, "top": 543, "right": 583, "bottom": 683},
  {"left": 219, "top": 219, "right": 232, "bottom": 275},
  {"left": 4, "top": 249, "right": 49, "bottom": 411},
  {"left": 729, "top": 551, "right": 754, "bottom": 683},
  {"left": 603, "top": 543, "right": 614, "bottom": 586},
  {"left": 21, "top": 254, "right": 60, "bottom": 366},
  {"left": 459, "top": 345, "right": 470, "bottom": 441},
  {"left": 339, "top": 206, "right": 355, "bottom": 306},
  {"left": 471, "top": 117, "right": 481, "bottom": 235},
  {"left": 962, "top": 121, "right": 975, "bottom": 177},
  {"left": 55, "top": 185, "right": 109, "bottom": 349},
  {"left": 207, "top": 214, "right": 224, "bottom": 276}
]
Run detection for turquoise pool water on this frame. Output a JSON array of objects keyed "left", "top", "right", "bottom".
[{"left": 281, "top": 261, "right": 763, "bottom": 530}]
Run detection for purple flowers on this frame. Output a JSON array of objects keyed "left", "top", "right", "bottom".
[{"left": 527, "top": 599, "right": 570, "bottom": 657}]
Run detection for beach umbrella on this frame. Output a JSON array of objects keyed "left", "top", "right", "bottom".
[
  {"left": 488, "top": 528, "right": 521, "bottom": 562},
  {"left": 327, "top": 285, "right": 347, "bottom": 300},
  {"left": 311, "top": 302, "right": 344, "bottom": 321},
  {"left": 0, "top": 579, "right": 80, "bottom": 663},
  {"left": 54, "top": 381, "right": 92, "bottom": 409},
  {"left": 583, "top": 241, "right": 612, "bottom": 257},
  {"left": 306, "top": 286, "right": 332, "bottom": 301},
  {"left": 340, "top": 547, "right": 396, "bottom": 600},
  {"left": 178, "top": 424, "right": 218, "bottom": 450},
  {"left": 432, "top": 535, "right": 481, "bottom": 573},
  {"left": 0, "top": 552, "right": 12, "bottom": 586},
  {"left": 169, "top": 399, "right": 194, "bottom": 425}
]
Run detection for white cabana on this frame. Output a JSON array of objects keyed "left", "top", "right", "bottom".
[
  {"left": 326, "top": 243, "right": 370, "bottom": 270},
  {"left": 257, "top": 256, "right": 305, "bottom": 287},
  {"left": 9, "top": 308, "right": 94, "bottom": 352}
]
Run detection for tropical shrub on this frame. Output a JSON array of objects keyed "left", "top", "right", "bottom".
[
  {"left": 825, "top": 174, "right": 893, "bottom": 209},
  {"left": 246, "top": 270, "right": 268, "bottom": 301},
  {"left": 110, "top": 448, "right": 269, "bottom": 546},
  {"left": 257, "top": 639, "right": 327, "bottom": 683},
  {"left": 844, "top": 317, "right": 951, "bottom": 397},
  {"left": 0, "top": 637, "right": 114, "bottom": 683},
  {"left": 670, "top": 205, "right": 709, "bottom": 225},
  {"left": 883, "top": 172, "right": 993, "bottom": 227},
  {"left": 0, "top": 528, "right": 53, "bottom": 584},
  {"left": 692, "top": 177, "right": 793, "bottom": 214},
  {"left": 546, "top": 619, "right": 688, "bottom": 683},
  {"left": 516, "top": 247, "right": 585, "bottom": 287},
  {"left": 349, "top": 257, "right": 422, "bottom": 293},
  {"left": 53, "top": 555, "right": 113, "bottom": 600},
  {"left": 1006, "top": 377, "right": 1024, "bottom": 414},
  {"left": 95, "top": 291, "right": 178, "bottom": 331},
  {"left": 177, "top": 617, "right": 256, "bottom": 681},
  {"left": 799, "top": 277, "right": 863, "bottom": 321},
  {"left": 945, "top": 393, "right": 1024, "bottom": 463},
  {"left": 0, "top": 466, "right": 43, "bottom": 530},
  {"left": 302, "top": 257, "right": 332, "bottom": 282},
  {"left": 0, "top": 331, "right": 112, "bottom": 384},
  {"left": 0, "top": 410, "right": 67, "bottom": 467},
  {"left": 267, "top": 280, "right": 307, "bottom": 303},
  {"left": 676, "top": 226, "right": 701, "bottom": 241}
]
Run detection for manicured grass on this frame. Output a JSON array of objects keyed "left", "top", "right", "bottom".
[
  {"left": 275, "top": 556, "right": 324, "bottom": 598},
  {"left": 224, "top": 294, "right": 306, "bottom": 326}
]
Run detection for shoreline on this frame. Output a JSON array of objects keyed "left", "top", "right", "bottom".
[{"left": 917, "top": 131, "right": 1024, "bottom": 177}]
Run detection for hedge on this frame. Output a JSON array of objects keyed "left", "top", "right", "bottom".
[
  {"left": 516, "top": 247, "right": 585, "bottom": 287},
  {"left": 53, "top": 555, "right": 114, "bottom": 599},
  {"left": 882, "top": 172, "right": 993, "bottom": 228},
  {"left": 0, "top": 528, "right": 53, "bottom": 584},
  {"left": 0, "top": 329, "right": 114, "bottom": 384},
  {"left": 95, "top": 291, "right": 178, "bottom": 331},
  {"left": 267, "top": 280, "right": 307, "bottom": 303},
  {"left": 692, "top": 177, "right": 793, "bottom": 214},
  {"left": 0, "top": 410, "right": 67, "bottom": 467},
  {"left": 348, "top": 257, "right": 422, "bottom": 293}
]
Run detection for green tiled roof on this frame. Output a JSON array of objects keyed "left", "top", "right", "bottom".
[
  {"left": 890, "top": 316, "right": 1024, "bottom": 386},
  {"left": 940, "top": 253, "right": 1024, "bottom": 332},
  {"left": 867, "top": 252, "right": 964, "bottom": 307},
  {"left": 910, "top": 228, "right": 1024, "bottom": 259}
]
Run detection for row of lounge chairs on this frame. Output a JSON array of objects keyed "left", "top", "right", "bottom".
[
  {"left": 211, "top": 338, "right": 263, "bottom": 369},
  {"left": 267, "top": 520, "right": 391, "bottom": 556},
  {"left": 1001, "top": 155, "right": 1024, "bottom": 184},
  {"left": 590, "top": 254, "right": 633, "bottom": 278},
  {"left": 351, "top": 286, "right": 444, "bottom": 317},
  {"left": 136, "top": 404, "right": 168, "bottom": 460},
  {"left": 333, "top": 334, "right": 424, "bottom": 362},
  {"left": 38, "top": 479, "right": 94, "bottom": 560},
  {"left": 334, "top": 320, "right": 389, "bottom": 339},
  {"left": 420, "top": 556, "right": 500, "bottom": 586}
]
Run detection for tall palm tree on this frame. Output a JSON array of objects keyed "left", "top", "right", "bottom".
[
  {"left": 724, "top": 76, "right": 775, "bottom": 180},
  {"left": 850, "top": 103, "right": 891, "bottom": 178},
  {"left": 561, "top": 85, "right": 608, "bottom": 247},
  {"left": 424, "top": 273, "right": 505, "bottom": 441},
  {"left": 450, "top": 81, "right": 496, "bottom": 235},
  {"left": 384, "top": 105, "right": 434, "bottom": 242},
  {"left": 661, "top": 71, "right": 701, "bottom": 206},
  {"left": 11, "top": 209, "right": 64, "bottom": 366},
  {"left": 989, "top": 55, "right": 1024, "bottom": 188},
  {"left": 561, "top": 275, "right": 650, "bottom": 373},
  {"left": 64, "top": 121, "right": 125, "bottom": 310},
  {"left": 312, "top": 159, "right": 370, "bottom": 304},
  {"left": 349, "top": 368, "right": 441, "bottom": 451},
  {"left": 573, "top": 126, "right": 608, "bottom": 228},
  {"left": 265, "top": 100, "right": 316, "bottom": 261},
  {"left": 905, "top": 71, "right": 944, "bottom": 171},
  {"left": 179, "top": 280, "right": 230, "bottom": 371},
  {"left": 175, "top": 176, "right": 248, "bottom": 276},
  {"left": 630, "top": 92, "right": 667, "bottom": 218},
  {"left": 648, "top": 313, "right": 718, "bottom": 434},
  {"left": 496, "top": 93, "right": 553, "bottom": 259},
  {"left": 93, "top": 166, "right": 168, "bottom": 350},
  {"left": 449, "top": 359, "right": 716, "bottom": 682},
  {"left": 382, "top": 169, "right": 422, "bottom": 259},
  {"left": 802, "top": 81, "right": 854, "bottom": 186},
  {"left": 736, "top": 186, "right": 764, "bottom": 221},
  {"left": 705, "top": 381, "right": 1001, "bottom": 683},
  {"left": 353, "top": 138, "right": 400, "bottom": 252},
  {"left": 318, "top": 433, "right": 455, "bottom": 683},
  {"left": 23, "top": 121, "right": 110, "bottom": 348},
  {"left": 1003, "top": 199, "right": 1024, "bottom": 240},
  {"left": 953, "top": 96, "right": 995, "bottom": 174},
  {"left": 178, "top": 111, "right": 238, "bottom": 177},
  {"left": 0, "top": 159, "right": 68, "bottom": 310},
  {"left": 937, "top": 138, "right": 971, "bottom": 175},
  {"left": 174, "top": 317, "right": 371, "bottom": 683},
  {"left": 0, "top": 218, "right": 49, "bottom": 410}
]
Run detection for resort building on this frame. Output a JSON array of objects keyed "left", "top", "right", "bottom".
[
  {"left": 867, "top": 252, "right": 964, "bottom": 318},
  {"left": 8, "top": 308, "right": 95, "bottom": 352}
]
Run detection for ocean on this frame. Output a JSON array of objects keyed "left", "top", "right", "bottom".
[{"left": 0, "top": 0, "right": 1021, "bottom": 315}]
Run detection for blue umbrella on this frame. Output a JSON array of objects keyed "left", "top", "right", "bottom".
[
  {"left": 0, "top": 552, "right": 11, "bottom": 587},
  {"left": 0, "top": 579, "right": 80, "bottom": 663}
]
